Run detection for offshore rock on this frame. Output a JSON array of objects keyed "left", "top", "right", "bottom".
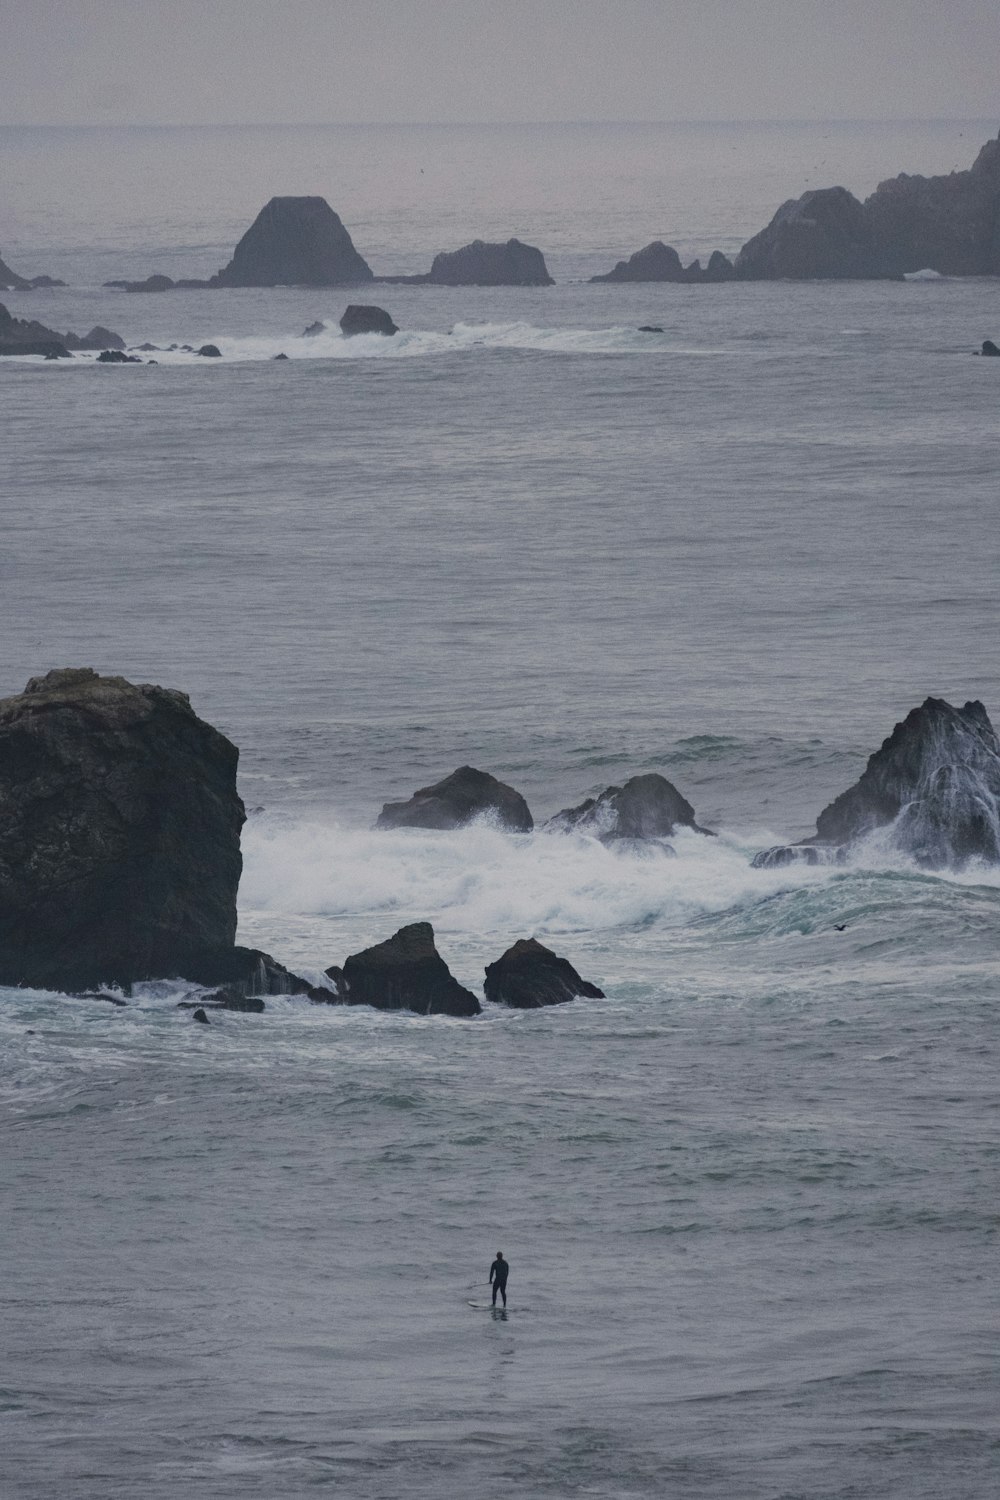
[
  {"left": 0, "top": 252, "right": 31, "bottom": 291},
  {"left": 591, "top": 241, "right": 735, "bottom": 283},
  {"left": 192, "top": 1007, "right": 211, "bottom": 1024},
  {"left": 483, "top": 938, "right": 605, "bottom": 1009},
  {"left": 177, "top": 944, "right": 326, "bottom": 998},
  {"left": 377, "top": 765, "right": 534, "bottom": 832},
  {"left": 330, "top": 922, "right": 481, "bottom": 1016},
  {"left": 0, "top": 301, "right": 125, "bottom": 354},
  {"left": 0, "top": 667, "right": 245, "bottom": 993},
  {"left": 97, "top": 349, "right": 142, "bottom": 363},
  {"left": 981, "top": 340, "right": 1000, "bottom": 356},
  {"left": 197, "top": 344, "right": 222, "bottom": 357},
  {"left": 754, "top": 698, "right": 1000, "bottom": 871},
  {"left": 0, "top": 338, "right": 71, "bottom": 358},
  {"left": 124, "top": 274, "right": 175, "bottom": 292},
  {"left": 339, "top": 304, "right": 398, "bottom": 336},
  {"left": 425, "top": 238, "right": 553, "bottom": 286},
  {"left": 211, "top": 196, "right": 374, "bottom": 287},
  {"left": 865, "top": 133, "right": 1000, "bottom": 277},
  {"left": 548, "top": 772, "right": 712, "bottom": 841},
  {"left": 736, "top": 186, "right": 892, "bottom": 280}
]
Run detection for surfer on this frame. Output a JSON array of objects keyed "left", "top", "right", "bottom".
[{"left": 489, "top": 1251, "right": 509, "bottom": 1307}]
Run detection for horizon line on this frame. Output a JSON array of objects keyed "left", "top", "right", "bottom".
[{"left": 0, "top": 114, "right": 996, "bottom": 132}]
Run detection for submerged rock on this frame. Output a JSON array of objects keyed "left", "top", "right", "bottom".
[
  {"left": 339, "top": 304, "right": 398, "bottom": 336},
  {"left": 483, "top": 938, "right": 605, "bottom": 1008},
  {"left": 211, "top": 197, "right": 374, "bottom": 287},
  {"left": 425, "top": 238, "right": 553, "bottom": 286},
  {"left": 328, "top": 922, "right": 481, "bottom": 1016},
  {"left": 0, "top": 667, "right": 246, "bottom": 993},
  {"left": 754, "top": 698, "right": 1000, "bottom": 870},
  {"left": 377, "top": 765, "right": 533, "bottom": 832},
  {"left": 548, "top": 772, "right": 711, "bottom": 841}
]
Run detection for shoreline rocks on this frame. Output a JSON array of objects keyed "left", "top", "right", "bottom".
[
  {"left": 324, "top": 922, "right": 481, "bottom": 1016},
  {"left": 484, "top": 939, "right": 604, "bottom": 1008},
  {"left": 377, "top": 766, "right": 533, "bottom": 833},
  {"left": 0, "top": 252, "right": 64, "bottom": 291},
  {"left": 0, "top": 300, "right": 125, "bottom": 356}
]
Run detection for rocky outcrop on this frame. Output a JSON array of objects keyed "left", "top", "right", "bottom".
[
  {"left": 0, "top": 668, "right": 246, "bottom": 993},
  {"left": 980, "top": 339, "right": 999, "bottom": 356},
  {"left": 325, "top": 922, "right": 481, "bottom": 1016},
  {"left": 754, "top": 698, "right": 1000, "bottom": 870},
  {"left": 548, "top": 772, "right": 711, "bottom": 842},
  {"left": 211, "top": 197, "right": 374, "bottom": 287},
  {"left": 377, "top": 765, "right": 533, "bottom": 832},
  {"left": 97, "top": 350, "right": 141, "bottom": 363},
  {"left": 197, "top": 344, "right": 222, "bottom": 358},
  {"left": 0, "top": 301, "right": 125, "bottom": 355},
  {"left": 483, "top": 938, "right": 604, "bottom": 1008},
  {"left": 591, "top": 241, "right": 734, "bottom": 283},
  {"left": 340, "top": 304, "right": 398, "bottom": 336},
  {"left": 0, "top": 254, "right": 31, "bottom": 291},
  {"left": 735, "top": 186, "right": 893, "bottom": 281},
  {"left": 423, "top": 238, "right": 553, "bottom": 286}
]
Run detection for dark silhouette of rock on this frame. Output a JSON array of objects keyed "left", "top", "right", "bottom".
[
  {"left": 177, "top": 943, "right": 326, "bottom": 999},
  {"left": 0, "top": 301, "right": 125, "bottom": 355},
  {"left": 377, "top": 766, "right": 533, "bottom": 832},
  {"left": 425, "top": 238, "right": 553, "bottom": 286},
  {"left": 197, "top": 344, "right": 222, "bottom": 358},
  {"left": 548, "top": 772, "right": 712, "bottom": 841},
  {"left": 0, "top": 667, "right": 246, "bottom": 993},
  {"left": 483, "top": 938, "right": 605, "bottom": 1008},
  {"left": 1, "top": 338, "right": 71, "bottom": 358},
  {"left": 210, "top": 197, "right": 373, "bottom": 287},
  {"left": 0, "top": 252, "right": 31, "bottom": 291},
  {"left": 27, "top": 275, "right": 66, "bottom": 288},
  {"left": 136, "top": 342, "right": 161, "bottom": 352},
  {"left": 340, "top": 304, "right": 398, "bottom": 336},
  {"left": 328, "top": 922, "right": 481, "bottom": 1016},
  {"left": 179, "top": 987, "right": 266, "bottom": 1013},
  {"left": 638, "top": 325, "right": 664, "bottom": 333},
  {"left": 752, "top": 844, "right": 843, "bottom": 870},
  {"left": 124, "top": 274, "right": 175, "bottom": 293},
  {"left": 591, "top": 241, "right": 735, "bottom": 283},
  {"left": 302, "top": 320, "right": 326, "bottom": 336},
  {"left": 97, "top": 349, "right": 142, "bottom": 363},
  {"left": 754, "top": 698, "right": 1000, "bottom": 871},
  {"left": 78, "top": 326, "right": 126, "bottom": 351},
  {"left": 736, "top": 186, "right": 892, "bottom": 280},
  {"left": 273, "top": 352, "right": 289, "bottom": 360},
  {"left": 192, "top": 1007, "right": 211, "bottom": 1024},
  {"left": 981, "top": 339, "right": 1000, "bottom": 356}
]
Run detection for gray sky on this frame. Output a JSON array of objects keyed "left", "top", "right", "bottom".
[{"left": 2, "top": 0, "right": 998, "bottom": 126}]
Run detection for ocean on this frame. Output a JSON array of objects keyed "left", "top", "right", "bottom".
[{"left": 2, "top": 120, "right": 999, "bottom": 1498}]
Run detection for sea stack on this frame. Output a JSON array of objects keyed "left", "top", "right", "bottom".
[
  {"left": 425, "top": 238, "right": 553, "bottom": 286},
  {"left": 377, "top": 766, "right": 534, "bottom": 832},
  {"left": 211, "top": 197, "right": 374, "bottom": 287},
  {"left": 483, "top": 939, "right": 605, "bottom": 1008},
  {"left": 326, "top": 922, "right": 481, "bottom": 1016},
  {"left": 591, "top": 242, "right": 734, "bottom": 283},
  {"left": 339, "top": 304, "right": 399, "bottom": 336},
  {"left": 547, "top": 772, "right": 711, "bottom": 842}
]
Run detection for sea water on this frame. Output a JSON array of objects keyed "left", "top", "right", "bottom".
[{"left": 1, "top": 121, "right": 999, "bottom": 1498}]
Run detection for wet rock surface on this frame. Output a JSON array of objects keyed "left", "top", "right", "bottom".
[
  {"left": 548, "top": 772, "right": 711, "bottom": 841},
  {"left": 339, "top": 304, "right": 399, "bottom": 336},
  {"left": 483, "top": 938, "right": 605, "bottom": 1008},
  {"left": 377, "top": 765, "right": 533, "bottom": 832},
  {"left": 326, "top": 922, "right": 481, "bottom": 1016}
]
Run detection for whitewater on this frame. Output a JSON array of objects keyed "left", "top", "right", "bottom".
[{"left": 2, "top": 120, "right": 999, "bottom": 1498}]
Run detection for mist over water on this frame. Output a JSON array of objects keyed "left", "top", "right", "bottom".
[{"left": 2, "top": 121, "right": 1000, "bottom": 1497}]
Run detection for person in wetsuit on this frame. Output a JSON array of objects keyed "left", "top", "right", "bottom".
[{"left": 489, "top": 1251, "right": 509, "bottom": 1307}]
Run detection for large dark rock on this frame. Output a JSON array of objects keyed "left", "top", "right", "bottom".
[
  {"left": 328, "top": 922, "right": 481, "bottom": 1016},
  {"left": 981, "top": 340, "right": 1000, "bottom": 356},
  {"left": 211, "top": 197, "right": 373, "bottom": 287},
  {"left": 0, "top": 252, "right": 31, "bottom": 291},
  {"left": 548, "top": 772, "right": 711, "bottom": 841},
  {"left": 97, "top": 349, "right": 141, "bottom": 363},
  {"left": 340, "top": 304, "right": 398, "bottom": 336},
  {"left": 0, "top": 300, "right": 125, "bottom": 354},
  {"left": 377, "top": 765, "right": 533, "bottom": 832},
  {"left": 0, "top": 668, "right": 246, "bottom": 993},
  {"left": 753, "top": 698, "right": 1000, "bottom": 871},
  {"left": 0, "top": 338, "right": 71, "bottom": 358},
  {"left": 483, "top": 938, "right": 604, "bottom": 1008},
  {"left": 123, "top": 274, "right": 175, "bottom": 293},
  {"left": 425, "top": 238, "right": 553, "bottom": 286},
  {"left": 736, "top": 186, "right": 892, "bottom": 280},
  {"left": 591, "top": 241, "right": 735, "bottom": 284}
]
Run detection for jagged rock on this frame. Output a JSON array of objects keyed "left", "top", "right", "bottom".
[
  {"left": 273, "top": 351, "right": 289, "bottom": 360},
  {"left": 981, "top": 340, "right": 1000, "bottom": 356},
  {"left": 425, "top": 238, "right": 553, "bottom": 286},
  {"left": 548, "top": 772, "right": 712, "bottom": 841},
  {"left": 753, "top": 698, "right": 1000, "bottom": 871},
  {"left": 0, "top": 338, "right": 71, "bottom": 358},
  {"left": 179, "top": 987, "right": 266, "bottom": 1014},
  {"left": 124, "top": 274, "right": 175, "bottom": 293},
  {"left": 176, "top": 944, "right": 325, "bottom": 997},
  {"left": 736, "top": 186, "right": 892, "bottom": 280},
  {"left": 211, "top": 197, "right": 373, "bottom": 287},
  {"left": 302, "top": 320, "right": 326, "bottom": 336},
  {"left": 0, "top": 252, "right": 31, "bottom": 291},
  {"left": 591, "top": 242, "right": 735, "bottom": 283},
  {"left": 340, "top": 304, "right": 398, "bottom": 336},
  {"left": 0, "top": 301, "right": 125, "bottom": 355},
  {"left": 97, "top": 349, "right": 142, "bottom": 363},
  {"left": 0, "top": 667, "right": 246, "bottom": 993},
  {"left": 328, "top": 922, "right": 481, "bottom": 1016},
  {"left": 192, "top": 1007, "right": 211, "bottom": 1025},
  {"left": 197, "top": 344, "right": 222, "bottom": 358},
  {"left": 377, "top": 765, "right": 533, "bottom": 832},
  {"left": 704, "top": 250, "right": 737, "bottom": 281},
  {"left": 483, "top": 938, "right": 604, "bottom": 1008}
]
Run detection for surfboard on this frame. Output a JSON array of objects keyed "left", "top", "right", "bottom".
[{"left": 467, "top": 1300, "right": 501, "bottom": 1309}]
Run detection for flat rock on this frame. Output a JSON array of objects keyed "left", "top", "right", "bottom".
[
  {"left": 329, "top": 922, "right": 481, "bottom": 1016},
  {"left": 483, "top": 938, "right": 604, "bottom": 1008},
  {"left": 548, "top": 772, "right": 711, "bottom": 841},
  {"left": 211, "top": 196, "right": 374, "bottom": 287},
  {"left": 377, "top": 765, "right": 533, "bottom": 832},
  {"left": 340, "top": 304, "right": 398, "bottom": 336},
  {"left": 425, "top": 238, "right": 553, "bottom": 286}
]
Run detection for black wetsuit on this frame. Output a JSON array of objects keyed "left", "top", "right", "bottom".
[{"left": 489, "top": 1257, "right": 509, "bottom": 1306}]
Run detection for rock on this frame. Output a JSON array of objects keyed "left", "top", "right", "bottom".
[
  {"left": 483, "top": 938, "right": 604, "bottom": 1008},
  {"left": 0, "top": 300, "right": 124, "bottom": 354},
  {"left": 28, "top": 275, "right": 66, "bottom": 288},
  {"left": 123, "top": 274, "right": 175, "bottom": 293},
  {"left": 638, "top": 325, "right": 664, "bottom": 333},
  {"left": 704, "top": 250, "right": 737, "bottom": 281},
  {"left": 548, "top": 773, "right": 712, "bottom": 841},
  {"left": 192, "top": 1007, "right": 211, "bottom": 1024},
  {"left": 197, "top": 344, "right": 222, "bottom": 358},
  {"left": 177, "top": 944, "right": 326, "bottom": 999},
  {"left": 754, "top": 698, "right": 1000, "bottom": 871},
  {"left": 981, "top": 339, "right": 1000, "bottom": 356},
  {"left": 330, "top": 922, "right": 481, "bottom": 1016},
  {"left": 272, "top": 352, "right": 289, "bottom": 360},
  {"left": 211, "top": 197, "right": 374, "bottom": 287},
  {"left": 135, "top": 342, "right": 161, "bottom": 352},
  {"left": 751, "top": 844, "right": 842, "bottom": 870},
  {"left": 97, "top": 349, "right": 142, "bottom": 363},
  {"left": 0, "top": 339, "right": 71, "bottom": 358},
  {"left": 0, "top": 667, "right": 245, "bottom": 993},
  {"left": 0, "top": 252, "right": 31, "bottom": 291},
  {"left": 377, "top": 765, "right": 533, "bottom": 832},
  {"left": 77, "top": 326, "right": 127, "bottom": 351},
  {"left": 339, "top": 304, "right": 398, "bottom": 337},
  {"left": 179, "top": 987, "right": 266, "bottom": 1014},
  {"left": 302, "top": 320, "right": 326, "bottom": 336},
  {"left": 591, "top": 241, "right": 735, "bottom": 283},
  {"left": 736, "top": 186, "right": 891, "bottom": 280},
  {"left": 425, "top": 238, "right": 553, "bottom": 286},
  {"left": 175, "top": 278, "right": 212, "bottom": 289}
]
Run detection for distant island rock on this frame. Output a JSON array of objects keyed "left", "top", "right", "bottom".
[
  {"left": 211, "top": 196, "right": 374, "bottom": 287},
  {"left": 483, "top": 938, "right": 605, "bottom": 1008},
  {"left": 382, "top": 238, "right": 554, "bottom": 287},
  {"left": 323, "top": 921, "right": 481, "bottom": 1016},
  {"left": 591, "top": 242, "right": 734, "bottom": 283},
  {"left": 377, "top": 765, "right": 534, "bottom": 832},
  {"left": 0, "top": 251, "right": 64, "bottom": 291},
  {"left": 754, "top": 697, "right": 1000, "bottom": 870},
  {"left": 0, "top": 300, "right": 125, "bottom": 357},
  {"left": 547, "top": 772, "right": 712, "bottom": 843},
  {"left": 340, "top": 304, "right": 399, "bottom": 336}
]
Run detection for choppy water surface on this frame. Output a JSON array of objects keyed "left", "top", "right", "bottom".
[{"left": 2, "top": 121, "right": 1000, "bottom": 1497}]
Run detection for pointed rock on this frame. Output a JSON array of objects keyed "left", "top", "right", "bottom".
[
  {"left": 484, "top": 938, "right": 604, "bottom": 1008},
  {"left": 377, "top": 766, "right": 533, "bottom": 832},
  {"left": 331, "top": 922, "right": 481, "bottom": 1016},
  {"left": 211, "top": 197, "right": 373, "bottom": 287}
]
